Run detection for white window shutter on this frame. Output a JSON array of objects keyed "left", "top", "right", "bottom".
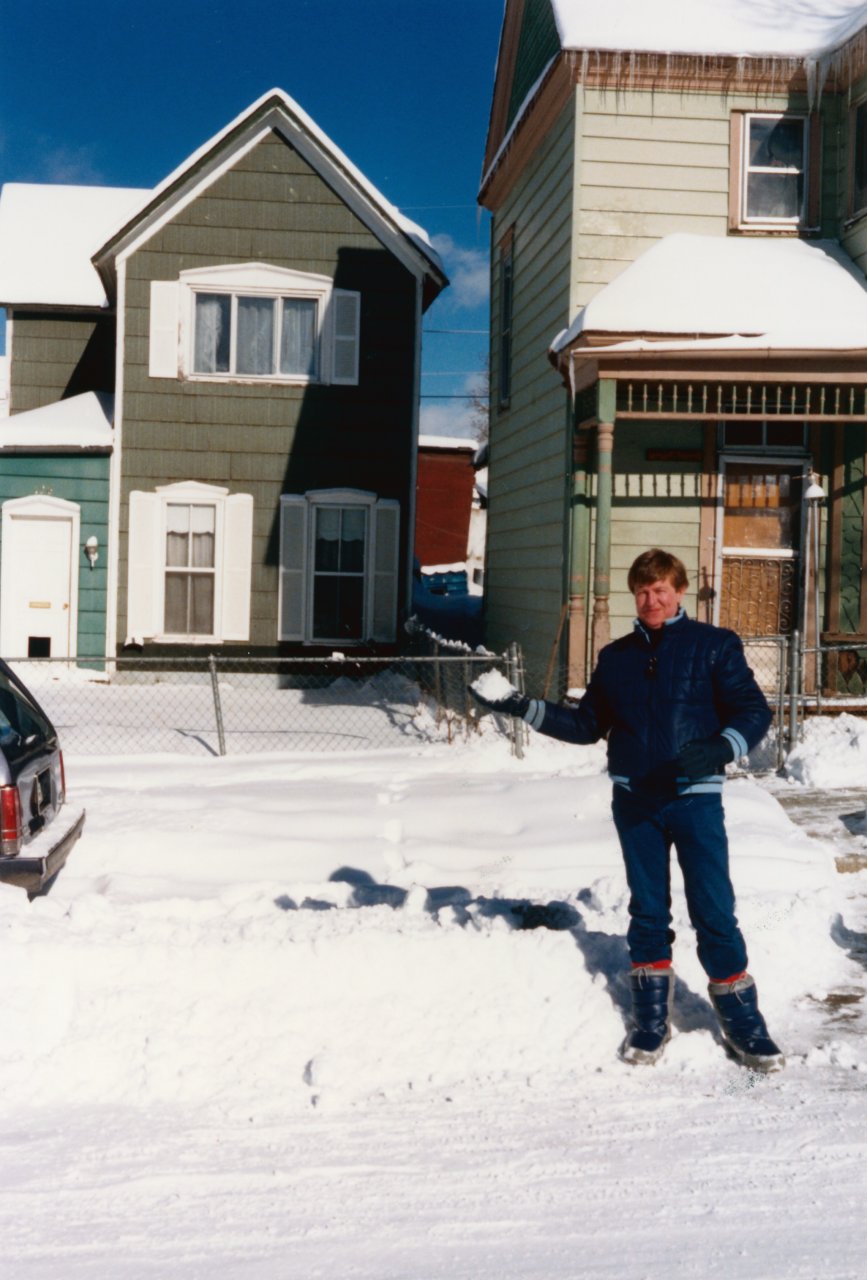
[
  {"left": 331, "top": 290, "right": 360, "bottom": 385},
  {"left": 220, "top": 493, "right": 254, "bottom": 641},
  {"left": 279, "top": 497, "right": 308, "bottom": 641},
  {"left": 371, "top": 499, "right": 400, "bottom": 642},
  {"left": 149, "top": 281, "right": 180, "bottom": 378},
  {"left": 127, "top": 490, "right": 161, "bottom": 640}
]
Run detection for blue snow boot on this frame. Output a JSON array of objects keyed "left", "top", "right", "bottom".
[
  {"left": 708, "top": 974, "right": 785, "bottom": 1073},
  {"left": 620, "top": 967, "right": 674, "bottom": 1066}
]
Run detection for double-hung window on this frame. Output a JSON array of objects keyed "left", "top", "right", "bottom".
[
  {"left": 851, "top": 99, "right": 867, "bottom": 218},
  {"left": 730, "top": 112, "right": 819, "bottom": 231},
  {"left": 279, "top": 490, "right": 400, "bottom": 644},
  {"left": 149, "top": 263, "right": 360, "bottom": 385},
  {"left": 127, "top": 482, "right": 254, "bottom": 645}
]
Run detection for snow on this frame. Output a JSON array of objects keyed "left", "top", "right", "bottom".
[
  {"left": 0, "top": 184, "right": 148, "bottom": 307},
  {"left": 551, "top": 234, "right": 867, "bottom": 355},
  {"left": 550, "top": 0, "right": 867, "bottom": 60},
  {"left": 1, "top": 690, "right": 865, "bottom": 1277},
  {"left": 471, "top": 667, "right": 518, "bottom": 700},
  {"left": 0, "top": 390, "right": 113, "bottom": 449}
]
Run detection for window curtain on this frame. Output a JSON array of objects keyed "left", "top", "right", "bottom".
[
  {"left": 280, "top": 298, "right": 317, "bottom": 376},
  {"left": 194, "top": 294, "right": 230, "bottom": 373},
  {"left": 236, "top": 296, "right": 274, "bottom": 375}
]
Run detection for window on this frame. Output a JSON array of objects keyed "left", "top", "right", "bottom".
[
  {"left": 279, "top": 490, "right": 399, "bottom": 644},
  {"left": 148, "top": 264, "right": 360, "bottom": 385},
  {"left": 851, "top": 99, "right": 867, "bottom": 217},
  {"left": 720, "top": 422, "right": 808, "bottom": 451},
  {"left": 126, "top": 482, "right": 254, "bottom": 644},
  {"left": 497, "top": 232, "right": 514, "bottom": 409},
  {"left": 164, "top": 502, "right": 216, "bottom": 636},
  {"left": 730, "top": 112, "right": 819, "bottom": 231},
  {"left": 743, "top": 114, "right": 806, "bottom": 223}
]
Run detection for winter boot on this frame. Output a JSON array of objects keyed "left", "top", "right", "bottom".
[
  {"left": 708, "top": 974, "right": 785, "bottom": 1073},
  {"left": 620, "top": 966, "right": 674, "bottom": 1066}
]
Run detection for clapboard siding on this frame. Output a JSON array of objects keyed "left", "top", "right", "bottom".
[
  {"left": 485, "top": 92, "right": 575, "bottom": 672},
  {"left": 0, "top": 453, "right": 110, "bottom": 656},
  {"left": 119, "top": 129, "right": 418, "bottom": 647}
]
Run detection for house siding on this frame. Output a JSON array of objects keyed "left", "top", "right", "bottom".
[
  {"left": 7, "top": 312, "right": 115, "bottom": 414},
  {"left": 508, "top": 0, "right": 562, "bottom": 129},
  {"left": 118, "top": 130, "right": 418, "bottom": 651},
  {"left": 486, "top": 92, "right": 575, "bottom": 677},
  {"left": 0, "top": 453, "right": 110, "bottom": 657},
  {"left": 575, "top": 86, "right": 837, "bottom": 310}
]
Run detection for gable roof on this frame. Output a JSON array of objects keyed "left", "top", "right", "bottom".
[
  {"left": 93, "top": 88, "right": 446, "bottom": 307},
  {"left": 550, "top": 234, "right": 867, "bottom": 362},
  {"left": 0, "top": 184, "right": 148, "bottom": 307}
]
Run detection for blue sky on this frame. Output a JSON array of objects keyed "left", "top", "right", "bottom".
[{"left": 0, "top": 0, "right": 504, "bottom": 438}]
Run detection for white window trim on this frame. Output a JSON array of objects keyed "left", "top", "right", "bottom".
[
  {"left": 169, "top": 263, "right": 359, "bottom": 386},
  {"left": 741, "top": 112, "right": 807, "bottom": 228},
  {"left": 126, "top": 481, "right": 253, "bottom": 646},
  {"left": 278, "top": 488, "right": 399, "bottom": 645}
]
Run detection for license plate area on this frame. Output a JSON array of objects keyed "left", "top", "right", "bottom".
[{"left": 31, "top": 768, "right": 52, "bottom": 820}]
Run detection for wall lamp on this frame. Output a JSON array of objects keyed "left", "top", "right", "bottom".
[{"left": 84, "top": 535, "right": 99, "bottom": 569}]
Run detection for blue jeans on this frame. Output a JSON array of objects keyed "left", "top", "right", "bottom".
[{"left": 611, "top": 788, "right": 748, "bottom": 980}]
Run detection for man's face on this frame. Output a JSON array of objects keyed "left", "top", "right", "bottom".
[{"left": 633, "top": 575, "right": 686, "bottom": 629}]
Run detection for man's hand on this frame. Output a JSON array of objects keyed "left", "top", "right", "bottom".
[
  {"left": 675, "top": 735, "right": 736, "bottom": 779},
  {"left": 468, "top": 685, "right": 530, "bottom": 718}
]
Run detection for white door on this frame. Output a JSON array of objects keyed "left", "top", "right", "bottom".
[{"left": 0, "top": 496, "right": 80, "bottom": 658}]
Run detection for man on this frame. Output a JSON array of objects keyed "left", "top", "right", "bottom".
[{"left": 471, "top": 549, "right": 783, "bottom": 1072}]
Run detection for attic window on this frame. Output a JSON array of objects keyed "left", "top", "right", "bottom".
[{"left": 148, "top": 264, "right": 360, "bottom": 385}]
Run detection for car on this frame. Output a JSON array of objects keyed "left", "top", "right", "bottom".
[{"left": 0, "top": 658, "right": 85, "bottom": 897}]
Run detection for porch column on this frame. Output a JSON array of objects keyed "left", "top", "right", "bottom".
[
  {"left": 568, "top": 424, "right": 591, "bottom": 689},
  {"left": 591, "top": 380, "right": 616, "bottom": 663}
]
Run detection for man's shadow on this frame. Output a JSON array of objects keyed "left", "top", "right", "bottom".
[{"left": 275, "top": 868, "right": 721, "bottom": 1037}]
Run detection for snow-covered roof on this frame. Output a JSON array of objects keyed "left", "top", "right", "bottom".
[
  {"left": 0, "top": 390, "right": 113, "bottom": 449},
  {"left": 551, "top": 234, "right": 867, "bottom": 357},
  {"left": 0, "top": 184, "right": 149, "bottom": 307},
  {"left": 418, "top": 434, "right": 478, "bottom": 451},
  {"left": 549, "top": 0, "right": 867, "bottom": 60}
]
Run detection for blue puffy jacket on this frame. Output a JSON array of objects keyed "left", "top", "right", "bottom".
[{"left": 524, "top": 610, "right": 772, "bottom": 795}]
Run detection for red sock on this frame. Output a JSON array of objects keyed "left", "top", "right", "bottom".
[
  {"left": 711, "top": 969, "right": 747, "bottom": 984},
  {"left": 631, "top": 959, "right": 671, "bottom": 970}
]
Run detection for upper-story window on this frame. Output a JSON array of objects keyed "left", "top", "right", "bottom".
[
  {"left": 850, "top": 99, "right": 867, "bottom": 218},
  {"left": 149, "top": 263, "right": 360, "bottom": 386},
  {"left": 497, "top": 230, "right": 514, "bottom": 410},
  {"left": 730, "top": 112, "right": 819, "bottom": 232}
]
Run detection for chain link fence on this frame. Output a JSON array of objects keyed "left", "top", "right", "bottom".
[{"left": 9, "top": 640, "right": 519, "bottom": 759}]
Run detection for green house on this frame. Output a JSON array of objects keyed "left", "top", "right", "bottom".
[
  {"left": 480, "top": 0, "right": 867, "bottom": 696},
  {"left": 0, "top": 90, "right": 446, "bottom": 661}
]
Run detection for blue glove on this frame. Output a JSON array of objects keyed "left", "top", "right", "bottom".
[
  {"left": 468, "top": 685, "right": 530, "bottom": 718},
  {"left": 675, "top": 735, "right": 736, "bottom": 779}
]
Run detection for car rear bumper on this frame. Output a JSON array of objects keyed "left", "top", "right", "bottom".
[{"left": 0, "top": 808, "right": 86, "bottom": 896}]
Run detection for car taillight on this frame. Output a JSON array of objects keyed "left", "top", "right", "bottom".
[
  {"left": 0, "top": 786, "right": 22, "bottom": 856},
  {"left": 59, "top": 751, "right": 67, "bottom": 804}
]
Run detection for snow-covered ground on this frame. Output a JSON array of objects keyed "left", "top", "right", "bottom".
[{"left": 1, "top": 697, "right": 865, "bottom": 1279}]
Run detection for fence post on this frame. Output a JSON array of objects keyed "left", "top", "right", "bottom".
[
  {"left": 507, "top": 641, "right": 525, "bottom": 760},
  {"left": 776, "top": 636, "right": 787, "bottom": 772},
  {"left": 209, "top": 654, "right": 227, "bottom": 757},
  {"left": 788, "top": 630, "right": 800, "bottom": 749}
]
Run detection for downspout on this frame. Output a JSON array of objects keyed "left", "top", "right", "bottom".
[{"left": 591, "top": 378, "right": 616, "bottom": 662}]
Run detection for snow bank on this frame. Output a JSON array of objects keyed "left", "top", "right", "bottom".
[
  {"left": 784, "top": 712, "right": 867, "bottom": 787},
  {"left": 0, "top": 728, "right": 854, "bottom": 1115}
]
